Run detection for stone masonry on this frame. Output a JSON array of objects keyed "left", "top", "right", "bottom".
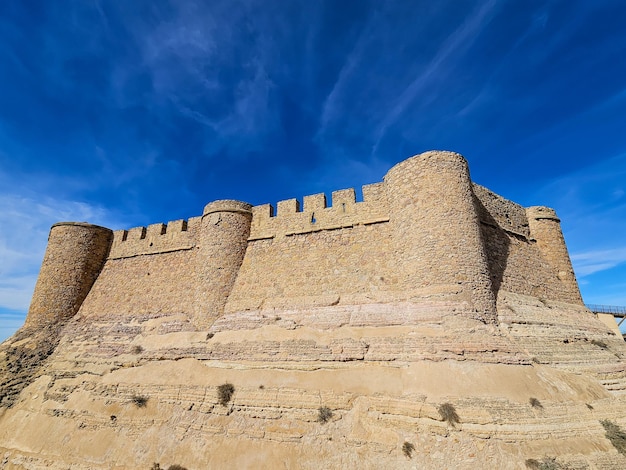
[{"left": 25, "top": 150, "right": 582, "bottom": 330}]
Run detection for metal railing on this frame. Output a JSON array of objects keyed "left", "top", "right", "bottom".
[
  {"left": 586, "top": 304, "right": 626, "bottom": 316},
  {"left": 586, "top": 304, "right": 626, "bottom": 330}
]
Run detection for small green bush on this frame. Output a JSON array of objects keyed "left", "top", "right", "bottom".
[
  {"left": 529, "top": 397, "right": 543, "bottom": 409},
  {"left": 437, "top": 402, "right": 460, "bottom": 426},
  {"left": 217, "top": 383, "right": 235, "bottom": 406},
  {"left": 131, "top": 395, "right": 148, "bottom": 408},
  {"left": 600, "top": 419, "right": 626, "bottom": 455},
  {"left": 402, "top": 441, "right": 415, "bottom": 458},
  {"left": 131, "top": 345, "right": 144, "bottom": 354},
  {"left": 318, "top": 406, "right": 333, "bottom": 424}
]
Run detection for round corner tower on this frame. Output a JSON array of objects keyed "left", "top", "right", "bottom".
[
  {"left": 194, "top": 199, "right": 253, "bottom": 329},
  {"left": 526, "top": 206, "right": 583, "bottom": 304},
  {"left": 384, "top": 150, "right": 497, "bottom": 323},
  {"left": 25, "top": 222, "right": 113, "bottom": 328}
]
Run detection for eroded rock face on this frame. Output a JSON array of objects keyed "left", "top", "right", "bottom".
[
  {"left": 1, "top": 151, "right": 625, "bottom": 469},
  {"left": 0, "top": 323, "right": 65, "bottom": 408},
  {"left": 1, "top": 294, "right": 626, "bottom": 469}
]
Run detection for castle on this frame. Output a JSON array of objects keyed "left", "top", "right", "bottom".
[
  {"left": 26, "top": 150, "right": 582, "bottom": 330},
  {"left": 5, "top": 151, "right": 625, "bottom": 469}
]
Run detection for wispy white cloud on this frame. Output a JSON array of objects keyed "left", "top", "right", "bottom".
[
  {"left": 533, "top": 153, "right": 626, "bottom": 293},
  {"left": 319, "top": 19, "right": 376, "bottom": 134},
  {"left": 371, "top": 0, "right": 498, "bottom": 153},
  {"left": 0, "top": 310, "right": 25, "bottom": 343},
  {"left": 112, "top": 0, "right": 282, "bottom": 151},
  {"left": 0, "top": 276, "right": 37, "bottom": 312},
  {"left": 456, "top": 6, "right": 551, "bottom": 118},
  {"left": 571, "top": 248, "right": 626, "bottom": 277},
  {"left": 536, "top": 152, "right": 626, "bottom": 220}
]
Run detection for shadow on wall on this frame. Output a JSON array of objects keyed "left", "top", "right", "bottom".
[{"left": 473, "top": 195, "right": 510, "bottom": 302}]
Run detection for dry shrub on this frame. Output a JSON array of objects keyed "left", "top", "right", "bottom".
[
  {"left": 437, "top": 402, "right": 460, "bottom": 426},
  {"left": 318, "top": 406, "right": 333, "bottom": 424},
  {"left": 600, "top": 419, "right": 626, "bottom": 455},
  {"left": 217, "top": 383, "right": 235, "bottom": 406},
  {"left": 402, "top": 441, "right": 415, "bottom": 458},
  {"left": 131, "top": 395, "right": 148, "bottom": 408}
]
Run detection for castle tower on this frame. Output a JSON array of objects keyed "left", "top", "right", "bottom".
[
  {"left": 25, "top": 222, "right": 113, "bottom": 328},
  {"left": 526, "top": 206, "right": 583, "bottom": 304},
  {"left": 194, "top": 200, "right": 253, "bottom": 329},
  {"left": 384, "top": 151, "right": 497, "bottom": 323}
]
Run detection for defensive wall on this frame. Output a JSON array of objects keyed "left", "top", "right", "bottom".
[{"left": 24, "top": 150, "right": 583, "bottom": 330}]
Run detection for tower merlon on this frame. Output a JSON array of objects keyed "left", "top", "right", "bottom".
[
  {"left": 127, "top": 226, "right": 147, "bottom": 240},
  {"left": 303, "top": 193, "right": 327, "bottom": 212},
  {"left": 362, "top": 182, "right": 386, "bottom": 204},
  {"left": 276, "top": 198, "right": 300, "bottom": 215},
  {"left": 331, "top": 188, "right": 356, "bottom": 207},
  {"left": 146, "top": 223, "right": 167, "bottom": 237}
]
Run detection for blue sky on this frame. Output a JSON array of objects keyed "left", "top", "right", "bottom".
[{"left": 1, "top": 0, "right": 625, "bottom": 341}]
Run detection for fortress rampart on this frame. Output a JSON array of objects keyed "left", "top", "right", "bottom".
[{"left": 24, "top": 150, "right": 584, "bottom": 329}]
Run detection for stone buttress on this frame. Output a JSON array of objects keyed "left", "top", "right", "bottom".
[
  {"left": 384, "top": 151, "right": 498, "bottom": 323},
  {"left": 194, "top": 200, "right": 253, "bottom": 329},
  {"left": 526, "top": 206, "right": 583, "bottom": 304}
]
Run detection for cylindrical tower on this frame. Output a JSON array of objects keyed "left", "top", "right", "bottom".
[
  {"left": 194, "top": 200, "right": 252, "bottom": 329},
  {"left": 384, "top": 150, "right": 497, "bottom": 323},
  {"left": 25, "top": 222, "right": 113, "bottom": 328},
  {"left": 526, "top": 206, "right": 583, "bottom": 304}
]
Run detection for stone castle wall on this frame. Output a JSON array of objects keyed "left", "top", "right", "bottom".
[
  {"left": 24, "top": 151, "right": 584, "bottom": 329},
  {"left": 76, "top": 218, "right": 201, "bottom": 322},
  {"left": 473, "top": 185, "right": 582, "bottom": 303}
]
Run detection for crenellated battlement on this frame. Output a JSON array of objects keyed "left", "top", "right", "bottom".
[
  {"left": 108, "top": 216, "right": 201, "bottom": 259},
  {"left": 248, "top": 182, "right": 389, "bottom": 240}
]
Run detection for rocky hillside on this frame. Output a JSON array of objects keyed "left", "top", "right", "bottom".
[{"left": 1, "top": 292, "right": 626, "bottom": 469}]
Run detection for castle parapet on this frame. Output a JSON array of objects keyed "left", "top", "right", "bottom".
[
  {"left": 25, "top": 222, "right": 113, "bottom": 327},
  {"left": 108, "top": 217, "right": 201, "bottom": 259},
  {"left": 248, "top": 182, "right": 389, "bottom": 240}
]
